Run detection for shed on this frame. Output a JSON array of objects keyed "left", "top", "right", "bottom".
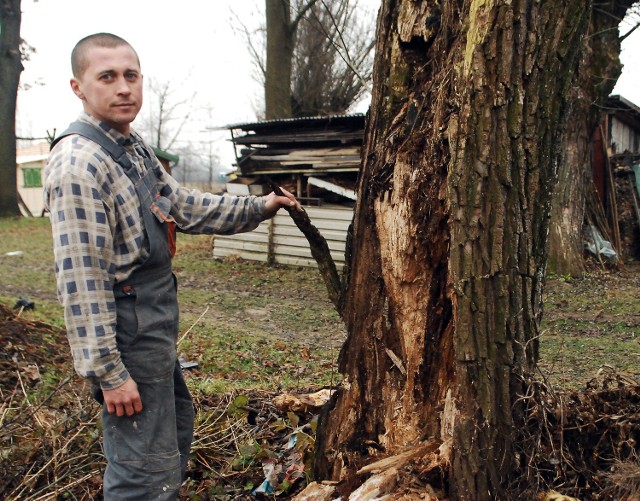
[
  {"left": 212, "top": 115, "right": 365, "bottom": 268},
  {"left": 16, "top": 142, "right": 49, "bottom": 216},
  {"left": 595, "top": 95, "right": 640, "bottom": 258}
]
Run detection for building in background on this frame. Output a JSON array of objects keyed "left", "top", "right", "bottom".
[{"left": 16, "top": 142, "right": 49, "bottom": 216}]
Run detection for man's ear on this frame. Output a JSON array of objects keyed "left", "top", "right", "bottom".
[{"left": 70, "top": 78, "right": 85, "bottom": 100}]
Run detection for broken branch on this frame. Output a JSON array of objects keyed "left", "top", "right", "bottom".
[{"left": 266, "top": 179, "right": 343, "bottom": 311}]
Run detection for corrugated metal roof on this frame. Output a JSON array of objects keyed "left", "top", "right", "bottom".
[
  {"left": 607, "top": 95, "right": 640, "bottom": 124},
  {"left": 224, "top": 113, "right": 366, "bottom": 131}
]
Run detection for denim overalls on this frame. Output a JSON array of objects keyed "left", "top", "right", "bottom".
[{"left": 53, "top": 123, "right": 194, "bottom": 499}]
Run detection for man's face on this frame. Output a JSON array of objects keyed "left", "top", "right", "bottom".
[{"left": 70, "top": 45, "right": 143, "bottom": 135}]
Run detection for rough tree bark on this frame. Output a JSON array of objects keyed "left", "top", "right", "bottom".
[
  {"left": 0, "top": 0, "right": 22, "bottom": 217},
  {"left": 312, "top": 1, "right": 633, "bottom": 499},
  {"left": 547, "top": 4, "right": 630, "bottom": 275}
]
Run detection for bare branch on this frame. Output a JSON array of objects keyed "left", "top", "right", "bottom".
[
  {"left": 230, "top": 8, "right": 267, "bottom": 80},
  {"left": 315, "top": 0, "right": 373, "bottom": 93},
  {"left": 620, "top": 20, "right": 640, "bottom": 41},
  {"left": 291, "top": 0, "right": 321, "bottom": 31}
]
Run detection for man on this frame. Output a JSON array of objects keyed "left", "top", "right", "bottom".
[{"left": 44, "top": 32, "right": 298, "bottom": 500}]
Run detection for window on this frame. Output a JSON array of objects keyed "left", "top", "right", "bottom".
[{"left": 22, "top": 168, "right": 42, "bottom": 188}]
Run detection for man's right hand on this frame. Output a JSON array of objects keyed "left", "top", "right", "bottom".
[{"left": 102, "top": 377, "right": 143, "bottom": 417}]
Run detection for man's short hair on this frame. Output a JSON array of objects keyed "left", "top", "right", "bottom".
[{"left": 71, "top": 33, "right": 140, "bottom": 78}]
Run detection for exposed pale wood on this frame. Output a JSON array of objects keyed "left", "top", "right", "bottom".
[
  {"left": 348, "top": 467, "right": 399, "bottom": 500},
  {"left": 273, "top": 389, "right": 332, "bottom": 413},
  {"left": 356, "top": 443, "right": 436, "bottom": 475},
  {"left": 291, "top": 482, "right": 335, "bottom": 501},
  {"left": 384, "top": 348, "right": 406, "bottom": 375}
]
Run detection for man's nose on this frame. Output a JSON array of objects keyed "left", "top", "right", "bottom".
[{"left": 116, "top": 77, "right": 132, "bottom": 94}]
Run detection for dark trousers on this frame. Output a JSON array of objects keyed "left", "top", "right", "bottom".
[{"left": 102, "top": 360, "right": 194, "bottom": 500}]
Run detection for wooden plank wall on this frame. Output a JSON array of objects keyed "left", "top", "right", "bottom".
[
  {"left": 611, "top": 116, "right": 640, "bottom": 154},
  {"left": 212, "top": 206, "right": 354, "bottom": 269}
]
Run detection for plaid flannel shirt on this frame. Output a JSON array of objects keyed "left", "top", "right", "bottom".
[{"left": 44, "top": 113, "right": 266, "bottom": 389}]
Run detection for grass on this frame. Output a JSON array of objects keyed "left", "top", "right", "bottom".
[
  {"left": 0, "top": 217, "right": 61, "bottom": 326},
  {"left": 2, "top": 217, "right": 640, "bottom": 396},
  {"left": 0, "top": 218, "right": 345, "bottom": 396},
  {"left": 539, "top": 268, "right": 640, "bottom": 389}
]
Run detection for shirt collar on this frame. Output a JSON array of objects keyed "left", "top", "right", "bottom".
[{"left": 78, "top": 111, "right": 133, "bottom": 147}]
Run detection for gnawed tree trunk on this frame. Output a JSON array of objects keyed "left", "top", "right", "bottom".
[
  {"left": 548, "top": 4, "right": 629, "bottom": 275},
  {"left": 0, "top": 0, "right": 22, "bottom": 217},
  {"left": 314, "top": 1, "right": 632, "bottom": 499}
]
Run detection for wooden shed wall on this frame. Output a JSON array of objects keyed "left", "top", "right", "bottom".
[
  {"left": 611, "top": 116, "right": 640, "bottom": 154},
  {"left": 212, "top": 206, "right": 353, "bottom": 269}
]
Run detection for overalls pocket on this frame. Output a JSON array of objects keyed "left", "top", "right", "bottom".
[{"left": 114, "top": 284, "right": 139, "bottom": 347}]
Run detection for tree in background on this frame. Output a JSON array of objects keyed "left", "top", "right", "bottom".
[
  {"left": 264, "top": 0, "right": 296, "bottom": 119},
  {"left": 0, "top": 0, "right": 23, "bottom": 216},
  {"left": 258, "top": 0, "right": 374, "bottom": 119},
  {"left": 309, "top": 1, "right": 635, "bottom": 498},
  {"left": 547, "top": 5, "right": 640, "bottom": 275},
  {"left": 136, "top": 76, "right": 196, "bottom": 152},
  {"left": 291, "top": 0, "right": 374, "bottom": 117},
  {"left": 135, "top": 78, "right": 223, "bottom": 186}
]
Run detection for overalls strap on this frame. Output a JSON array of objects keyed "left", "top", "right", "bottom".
[{"left": 51, "top": 121, "right": 135, "bottom": 173}]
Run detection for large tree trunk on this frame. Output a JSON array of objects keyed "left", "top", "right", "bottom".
[
  {"left": 265, "top": 0, "right": 294, "bottom": 119},
  {"left": 0, "top": 0, "right": 22, "bottom": 217},
  {"left": 547, "top": 4, "right": 629, "bottom": 275},
  {"left": 314, "top": 1, "right": 632, "bottom": 499}
]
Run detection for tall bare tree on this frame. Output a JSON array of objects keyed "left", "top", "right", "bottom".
[
  {"left": 136, "top": 77, "right": 196, "bottom": 151},
  {"left": 291, "top": 0, "right": 374, "bottom": 116},
  {"left": 265, "top": 0, "right": 296, "bottom": 119},
  {"left": 261, "top": 0, "right": 374, "bottom": 119},
  {"left": 135, "top": 79, "right": 224, "bottom": 185},
  {"left": 0, "top": 0, "right": 23, "bottom": 217},
  {"left": 307, "top": 1, "right": 634, "bottom": 498}
]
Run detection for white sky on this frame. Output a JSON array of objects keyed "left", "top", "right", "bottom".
[{"left": 16, "top": 0, "right": 640, "bottom": 170}]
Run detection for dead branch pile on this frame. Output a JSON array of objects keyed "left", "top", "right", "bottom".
[
  {"left": 0, "top": 304, "right": 104, "bottom": 500},
  {"left": 511, "top": 374, "right": 640, "bottom": 500}
]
